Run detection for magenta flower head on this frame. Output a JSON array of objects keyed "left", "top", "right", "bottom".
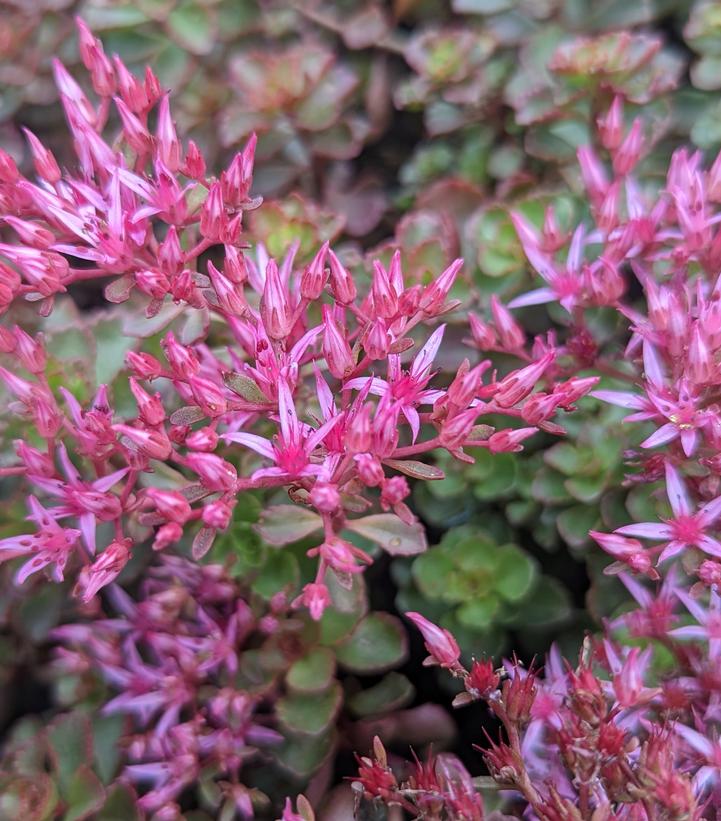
[{"left": 406, "top": 612, "right": 462, "bottom": 672}]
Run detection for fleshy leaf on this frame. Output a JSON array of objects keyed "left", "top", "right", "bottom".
[
  {"left": 345, "top": 514, "right": 427, "bottom": 555},
  {"left": 347, "top": 672, "right": 415, "bottom": 717},
  {"left": 286, "top": 648, "right": 336, "bottom": 693},
  {"left": 335, "top": 612, "right": 408, "bottom": 673},
  {"left": 277, "top": 682, "right": 342, "bottom": 736},
  {"left": 256, "top": 506, "right": 323, "bottom": 546}
]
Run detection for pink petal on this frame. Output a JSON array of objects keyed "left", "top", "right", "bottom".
[
  {"left": 641, "top": 423, "right": 678, "bottom": 449},
  {"left": 591, "top": 390, "right": 648, "bottom": 410},
  {"left": 411, "top": 325, "right": 445, "bottom": 379},
  {"left": 664, "top": 461, "right": 692, "bottom": 517},
  {"left": 697, "top": 534, "right": 721, "bottom": 558},
  {"left": 657, "top": 540, "right": 685, "bottom": 563},
  {"left": 699, "top": 495, "right": 721, "bottom": 525},
  {"left": 93, "top": 467, "right": 130, "bottom": 493},
  {"left": 615, "top": 522, "right": 671, "bottom": 539},
  {"left": 508, "top": 288, "right": 556, "bottom": 309},
  {"left": 642, "top": 339, "right": 665, "bottom": 389},
  {"left": 223, "top": 432, "right": 276, "bottom": 460},
  {"left": 674, "top": 724, "right": 715, "bottom": 759}
]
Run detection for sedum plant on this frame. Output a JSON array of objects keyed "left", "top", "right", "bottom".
[
  {"left": 0, "top": 18, "right": 599, "bottom": 818},
  {"left": 356, "top": 92, "right": 721, "bottom": 821}
]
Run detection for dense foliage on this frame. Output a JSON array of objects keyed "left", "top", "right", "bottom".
[{"left": 1, "top": 3, "right": 721, "bottom": 820}]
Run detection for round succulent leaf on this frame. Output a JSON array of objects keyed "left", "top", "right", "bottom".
[
  {"left": 0, "top": 773, "right": 58, "bottom": 821},
  {"left": 276, "top": 729, "right": 336, "bottom": 778},
  {"left": 505, "top": 498, "right": 538, "bottom": 527},
  {"left": 347, "top": 672, "right": 415, "bottom": 718},
  {"left": 47, "top": 712, "right": 93, "bottom": 797},
  {"left": 494, "top": 545, "right": 537, "bottom": 602},
  {"left": 345, "top": 513, "right": 427, "bottom": 556},
  {"left": 255, "top": 505, "right": 322, "bottom": 546},
  {"left": 277, "top": 681, "right": 342, "bottom": 736},
  {"left": 167, "top": 1, "right": 217, "bottom": 56},
  {"left": 565, "top": 472, "right": 607, "bottom": 504},
  {"left": 556, "top": 505, "right": 599, "bottom": 549},
  {"left": 96, "top": 784, "right": 141, "bottom": 821},
  {"left": 15, "top": 584, "right": 64, "bottom": 643},
  {"left": 251, "top": 551, "right": 300, "bottom": 599},
  {"left": 502, "top": 576, "right": 572, "bottom": 629},
  {"left": 64, "top": 767, "right": 106, "bottom": 821},
  {"left": 472, "top": 453, "right": 518, "bottom": 500},
  {"left": 543, "top": 442, "right": 585, "bottom": 476},
  {"left": 412, "top": 549, "right": 455, "bottom": 599},
  {"left": 335, "top": 613, "right": 408, "bottom": 673},
  {"left": 412, "top": 483, "right": 473, "bottom": 528},
  {"left": 286, "top": 648, "right": 336, "bottom": 694},
  {"left": 456, "top": 596, "right": 500, "bottom": 630},
  {"left": 532, "top": 467, "right": 573, "bottom": 505},
  {"left": 319, "top": 573, "right": 367, "bottom": 645}
]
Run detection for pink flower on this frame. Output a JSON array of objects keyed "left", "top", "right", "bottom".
[
  {"left": 406, "top": 612, "right": 462, "bottom": 671},
  {"left": 0, "top": 496, "right": 81, "bottom": 584},
  {"left": 224, "top": 377, "right": 340, "bottom": 482},
  {"left": 293, "top": 582, "right": 331, "bottom": 621},
  {"left": 614, "top": 462, "right": 721, "bottom": 563},
  {"left": 346, "top": 325, "right": 446, "bottom": 442},
  {"left": 74, "top": 538, "right": 131, "bottom": 602}
]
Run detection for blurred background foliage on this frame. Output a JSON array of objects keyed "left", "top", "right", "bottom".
[{"left": 0, "top": 0, "right": 711, "bottom": 816}]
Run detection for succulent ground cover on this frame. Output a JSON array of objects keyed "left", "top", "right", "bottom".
[{"left": 1, "top": 3, "right": 721, "bottom": 821}]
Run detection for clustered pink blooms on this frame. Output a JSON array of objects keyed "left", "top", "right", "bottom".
[
  {"left": 53, "top": 556, "right": 285, "bottom": 818},
  {"left": 354, "top": 734, "right": 485, "bottom": 820},
  {"left": 356, "top": 99, "right": 721, "bottom": 819},
  {"left": 0, "top": 19, "right": 582, "bottom": 623},
  {"left": 366, "top": 604, "right": 708, "bottom": 819}
]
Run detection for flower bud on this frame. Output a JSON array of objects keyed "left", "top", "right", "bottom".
[
  {"left": 406, "top": 612, "right": 462, "bottom": 671},
  {"left": 202, "top": 500, "right": 233, "bottom": 530},
  {"left": 310, "top": 482, "right": 340, "bottom": 512},
  {"left": 327, "top": 249, "right": 356, "bottom": 304},
  {"left": 186, "top": 426, "right": 219, "bottom": 451},
  {"left": 145, "top": 488, "right": 192, "bottom": 524},
  {"left": 300, "top": 242, "right": 329, "bottom": 300}
]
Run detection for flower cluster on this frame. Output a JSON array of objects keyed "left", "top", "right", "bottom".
[
  {"left": 53, "top": 556, "right": 284, "bottom": 818},
  {"left": 0, "top": 20, "right": 578, "bottom": 625},
  {"left": 355, "top": 94, "right": 721, "bottom": 821}
]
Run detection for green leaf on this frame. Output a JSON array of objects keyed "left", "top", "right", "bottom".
[
  {"left": 92, "top": 715, "right": 125, "bottom": 785},
  {"left": 456, "top": 596, "right": 500, "bottom": 630},
  {"left": 224, "top": 373, "right": 269, "bottom": 403},
  {"left": 286, "top": 648, "right": 336, "bottom": 693},
  {"left": 277, "top": 682, "right": 342, "bottom": 736},
  {"left": 64, "top": 766, "right": 106, "bottom": 821},
  {"left": 47, "top": 713, "right": 93, "bottom": 797},
  {"left": 531, "top": 467, "right": 573, "bottom": 505},
  {"left": 319, "top": 572, "right": 367, "bottom": 645},
  {"left": 93, "top": 318, "right": 136, "bottom": 387},
  {"left": 276, "top": 730, "right": 335, "bottom": 778},
  {"left": 544, "top": 442, "right": 584, "bottom": 476},
  {"left": 0, "top": 773, "right": 57, "bottom": 821},
  {"left": 15, "top": 584, "right": 64, "bottom": 642},
  {"left": 412, "top": 549, "right": 455, "bottom": 600},
  {"left": 502, "top": 577, "right": 572, "bottom": 629},
  {"left": 336, "top": 613, "right": 408, "bottom": 673},
  {"left": 96, "top": 784, "right": 141, "bottom": 821},
  {"left": 167, "top": 1, "right": 216, "bottom": 55},
  {"left": 347, "top": 673, "right": 415, "bottom": 718},
  {"left": 345, "top": 514, "right": 427, "bottom": 556},
  {"left": 556, "top": 505, "right": 598, "bottom": 548},
  {"left": 256, "top": 506, "right": 322, "bottom": 546},
  {"left": 251, "top": 551, "right": 299, "bottom": 599},
  {"left": 495, "top": 545, "right": 537, "bottom": 603},
  {"left": 565, "top": 473, "right": 607, "bottom": 504},
  {"left": 383, "top": 459, "right": 444, "bottom": 480}
]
